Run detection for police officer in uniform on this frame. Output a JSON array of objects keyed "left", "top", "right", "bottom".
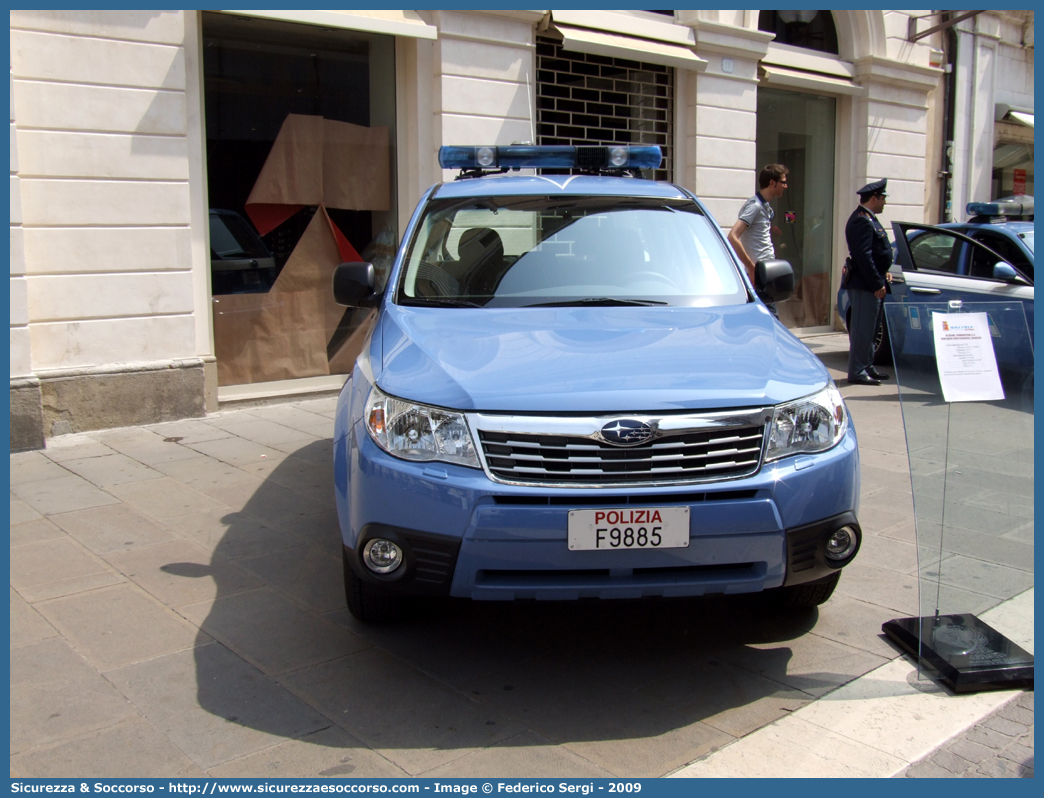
[{"left": 844, "top": 178, "right": 893, "bottom": 386}]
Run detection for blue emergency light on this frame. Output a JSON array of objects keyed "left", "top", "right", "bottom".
[
  {"left": 967, "top": 196, "right": 1033, "bottom": 218},
  {"left": 438, "top": 144, "right": 662, "bottom": 171}
]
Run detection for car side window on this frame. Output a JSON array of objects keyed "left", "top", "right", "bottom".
[
  {"left": 970, "top": 231, "right": 1032, "bottom": 280},
  {"left": 908, "top": 231, "right": 961, "bottom": 275}
]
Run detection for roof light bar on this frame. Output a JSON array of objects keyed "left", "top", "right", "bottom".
[
  {"left": 438, "top": 145, "right": 662, "bottom": 171},
  {"left": 967, "top": 195, "right": 1034, "bottom": 218}
]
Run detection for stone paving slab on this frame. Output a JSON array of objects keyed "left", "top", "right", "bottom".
[
  {"left": 105, "top": 644, "right": 331, "bottom": 771},
  {"left": 49, "top": 502, "right": 177, "bottom": 555},
  {"left": 35, "top": 582, "right": 209, "bottom": 670},
  {"left": 10, "top": 718, "right": 206, "bottom": 779},
  {"left": 206, "top": 726, "right": 410, "bottom": 779},
  {"left": 11, "top": 637, "right": 140, "bottom": 755},
  {"left": 11, "top": 536, "right": 125, "bottom": 602}
]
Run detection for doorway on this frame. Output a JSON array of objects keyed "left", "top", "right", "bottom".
[{"left": 756, "top": 87, "right": 836, "bottom": 330}]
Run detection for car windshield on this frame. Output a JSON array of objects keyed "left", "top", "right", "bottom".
[{"left": 397, "top": 196, "right": 746, "bottom": 308}]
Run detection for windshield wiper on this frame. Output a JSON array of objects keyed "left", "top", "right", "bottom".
[
  {"left": 403, "top": 297, "right": 484, "bottom": 308},
  {"left": 525, "top": 297, "right": 669, "bottom": 308}
]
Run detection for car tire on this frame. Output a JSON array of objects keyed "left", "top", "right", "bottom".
[
  {"left": 847, "top": 307, "right": 896, "bottom": 367},
  {"left": 872, "top": 316, "right": 895, "bottom": 366},
  {"left": 343, "top": 551, "right": 406, "bottom": 623},
  {"left": 777, "top": 571, "right": 841, "bottom": 610}
]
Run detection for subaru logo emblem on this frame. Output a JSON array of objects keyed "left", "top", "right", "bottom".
[{"left": 600, "top": 419, "right": 653, "bottom": 446}]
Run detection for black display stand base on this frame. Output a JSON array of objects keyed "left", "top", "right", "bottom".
[{"left": 883, "top": 614, "right": 1034, "bottom": 694}]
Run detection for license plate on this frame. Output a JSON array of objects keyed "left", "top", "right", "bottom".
[{"left": 567, "top": 507, "right": 690, "bottom": 551}]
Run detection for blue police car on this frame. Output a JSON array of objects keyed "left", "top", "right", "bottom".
[
  {"left": 838, "top": 196, "right": 1034, "bottom": 364},
  {"left": 332, "top": 145, "right": 861, "bottom": 621}
]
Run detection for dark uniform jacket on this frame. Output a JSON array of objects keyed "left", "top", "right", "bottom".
[{"left": 844, "top": 206, "right": 892, "bottom": 292}]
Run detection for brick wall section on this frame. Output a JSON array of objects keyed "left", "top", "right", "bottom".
[{"left": 535, "top": 36, "right": 673, "bottom": 183}]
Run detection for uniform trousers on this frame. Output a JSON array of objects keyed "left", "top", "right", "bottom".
[{"left": 846, "top": 287, "right": 882, "bottom": 379}]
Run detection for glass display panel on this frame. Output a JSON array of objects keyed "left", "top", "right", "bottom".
[{"left": 884, "top": 301, "right": 1033, "bottom": 682}]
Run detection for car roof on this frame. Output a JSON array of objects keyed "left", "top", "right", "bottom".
[
  {"left": 944, "top": 220, "right": 1034, "bottom": 234},
  {"left": 432, "top": 174, "right": 690, "bottom": 200}
]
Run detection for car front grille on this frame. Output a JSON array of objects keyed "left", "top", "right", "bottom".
[{"left": 475, "top": 416, "right": 766, "bottom": 486}]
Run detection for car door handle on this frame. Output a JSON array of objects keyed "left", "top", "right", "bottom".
[{"left": 910, "top": 287, "right": 941, "bottom": 294}]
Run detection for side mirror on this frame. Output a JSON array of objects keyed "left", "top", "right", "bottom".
[
  {"left": 332, "top": 262, "right": 378, "bottom": 307},
  {"left": 993, "top": 262, "right": 1020, "bottom": 282},
  {"left": 754, "top": 259, "right": 795, "bottom": 303}
]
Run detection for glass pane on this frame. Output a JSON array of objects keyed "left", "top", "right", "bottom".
[
  {"left": 756, "top": 87, "right": 836, "bottom": 329},
  {"left": 884, "top": 301, "right": 1033, "bottom": 681},
  {"left": 401, "top": 198, "right": 744, "bottom": 307},
  {"left": 908, "top": 231, "right": 962, "bottom": 274}
]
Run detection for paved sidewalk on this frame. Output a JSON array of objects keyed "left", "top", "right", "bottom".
[{"left": 10, "top": 333, "right": 1033, "bottom": 778}]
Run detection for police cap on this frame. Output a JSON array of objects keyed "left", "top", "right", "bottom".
[{"left": 857, "top": 178, "right": 887, "bottom": 198}]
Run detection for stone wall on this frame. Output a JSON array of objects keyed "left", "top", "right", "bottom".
[{"left": 9, "top": 11, "right": 208, "bottom": 446}]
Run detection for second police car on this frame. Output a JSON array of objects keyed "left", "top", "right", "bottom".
[
  {"left": 332, "top": 145, "right": 861, "bottom": 622},
  {"left": 838, "top": 195, "right": 1034, "bottom": 365}
]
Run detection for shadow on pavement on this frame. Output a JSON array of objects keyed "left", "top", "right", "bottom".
[{"left": 176, "top": 440, "right": 881, "bottom": 764}]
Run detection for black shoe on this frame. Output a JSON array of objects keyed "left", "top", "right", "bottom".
[
  {"left": 847, "top": 374, "right": 881, "bottom": 386},
  {"left": 866, "top": 368, "right": 890, "bottom": 381}
]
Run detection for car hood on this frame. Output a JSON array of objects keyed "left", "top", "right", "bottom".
[{"left": 377, "top": 304, "right": 828, "bottom": 413}]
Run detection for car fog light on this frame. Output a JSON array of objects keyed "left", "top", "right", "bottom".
[
  {"left": 363, "top": 539, "right": 404, "bottom": 574},
  {"left": 824, "top": 526, "right": 859, "bottom": 563}
]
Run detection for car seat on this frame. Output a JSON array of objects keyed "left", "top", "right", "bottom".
[{"left": 458, "top": 228, "right": 507, "bottom": 294}]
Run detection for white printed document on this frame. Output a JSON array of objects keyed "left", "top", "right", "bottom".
[{"left": 932, "top": 312, "right": 1004, "bottom": 403}]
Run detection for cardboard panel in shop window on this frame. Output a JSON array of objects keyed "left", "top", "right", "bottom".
[
  {"left": 245, "top": 114, "right": 390, "bottom": 235},
  {"left": 269, "top": 206, "right": 340, "bottom": 297},
  {"left": 327, "top": 309, "right": 378, "bottom": 376},
  {"left": 322, "top": 119, "right": 390, "bottom": 212},
  {"left": 213, "top": 290, "right": 330, "bottom": 386},
  {"left": 214, "top": 208, "right": 377, "bottom": 386},
  {"left": 216, "top": 114, "right": 390, "bottom": 386}
]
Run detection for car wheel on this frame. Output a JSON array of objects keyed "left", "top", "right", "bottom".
[
  {"left": 777, "top": 571, "right": 841, "bottom": 610},
  {"left": 872, "top": 317, "right": 893, "bottom": 366},
  {"left": 845, "top": 308, "right": 897, "bottom": 367},
  {"left": 343, "top": 550, "right": 406, "bottom": 623}
]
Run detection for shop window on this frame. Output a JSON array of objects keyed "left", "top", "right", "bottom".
[
  {"left": 758, "top": 11, "right": 838, "bottom": 55},
  {"left": 202, "top": 12, "right": 396, "bottom": 387},
  {"left": 535, "top": 36, "right": 674, "bottom": 183}
]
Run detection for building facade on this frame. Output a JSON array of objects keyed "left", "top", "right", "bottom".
[{"left": 9, "top": 10, "right": 1033, "bottom": 450}]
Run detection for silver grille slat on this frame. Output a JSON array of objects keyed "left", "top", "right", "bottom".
[
  {"left": 503, "top": 446, "right": 761, "bottom": 464},
  {"left": 472, "top": 409, "right": 768, "bottom": 487}
]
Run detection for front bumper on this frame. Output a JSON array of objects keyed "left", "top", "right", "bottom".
[{"left": 336, "top": 422, "right": 860, "bottom": 601}]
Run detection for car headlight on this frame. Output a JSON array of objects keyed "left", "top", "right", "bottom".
[
  {"left": 765, "top": 383, "right": 848, "bottom": 462},
  {"left": 364, "top": 386, "right": 480, "bottom": 468}
]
